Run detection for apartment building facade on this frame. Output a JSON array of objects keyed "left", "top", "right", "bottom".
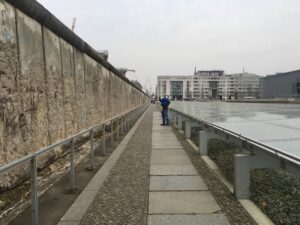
[
  {"left": 156, "top": 71, "right": 262, "bottom": 100},
  {"left": 156, "top": 76, "right": 194, "bottom": 100}
]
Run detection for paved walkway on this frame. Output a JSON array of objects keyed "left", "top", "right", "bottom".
[
  {"left": 58, "top": 106, "right": 256, "bottom": 225},
  {"left": 148, "top": 112, "right": 230, "bottom": 225}
]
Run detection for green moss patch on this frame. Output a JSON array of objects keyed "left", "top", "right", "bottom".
[
  {"left": 207, "top": 139, "right": 248, "bottom": 182},
  {"left": 250, "top": 168, "right": 300, "bottom": 225}
]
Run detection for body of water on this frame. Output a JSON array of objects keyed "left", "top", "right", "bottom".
[{"left": 171, "top": 101, "right": 300, "bottom": 158}]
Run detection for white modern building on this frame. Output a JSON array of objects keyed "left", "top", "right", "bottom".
[
  {"left": 156, "top": 71, "right": 262, "bottom": 100},
  {"left": 229, "top": 73, "right": 262, "bottom": 99},
  {"left": 156, "top": 76, "right": 194, "bottom": 100}
]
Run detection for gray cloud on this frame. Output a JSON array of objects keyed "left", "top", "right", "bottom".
[{"left": 38, "top": 0, "right": 300, "bottom": 93}]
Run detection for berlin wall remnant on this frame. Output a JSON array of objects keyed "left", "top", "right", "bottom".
[{"left": 0, "top": 0, "right": 148, "bottom": 191}]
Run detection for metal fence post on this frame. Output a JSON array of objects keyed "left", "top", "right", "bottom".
[
  {"left": 116, "top": 117, "right": 120, "bottom": 139},
  {"left": 90, "top": 129, "right": 94, "bottom": 170},
  {"left": 111, "top": 119, "right": 114, "bottom": 146},
  {"left": 122, "top": 115, "right": 125, "bottom": 134},
  {"left": 30, "top": 155, "right": 38, "bottom": 225},
  {"left": 102, "top": 124, "right": 106, "bottom": 154},
  {"left": 70, "top": 138, "right": 75, "bottom": 192}
]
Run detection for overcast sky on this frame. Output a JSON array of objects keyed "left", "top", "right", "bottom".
[{"left": 38, "top": 0, "right": 300, "bottom": 92}]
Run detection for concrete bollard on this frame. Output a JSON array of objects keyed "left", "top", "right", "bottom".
[
  {"left": 169, "top": 110, "right": 173, "bottom": 122},
  {"left": 198, "top": 130, "right": 222, "bottom": 155},
  {"left": 173, "top": 112, "right": 178, "bottom": 126},
  {"left": 177, "top": 115, "right": 182, "bottom": 130},
  {"left": 185, "top": 121, "right": 199, "bottom": 139},
  {"left": 199, "top": 131, "right": 208, "bottom": 155},
  {"left": 234, "top": 153, "right": 279, "bottom": 199},
  {"left": 178, "top": 115, "right": 188, "bottom": 130},
  {"left": 234, "top": 154, "right": 252, "bottom": 199}
]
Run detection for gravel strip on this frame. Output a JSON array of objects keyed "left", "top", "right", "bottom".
[
  {"left": 79, "top": 106, "right": 153, "bottom": 225},
  {"left": 172, "top": 126, "right": 258, "bottom": 225}
]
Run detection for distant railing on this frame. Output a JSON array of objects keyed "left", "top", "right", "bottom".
[
  {"left": 169, "top": 108, "right": 300, "bottom": 198},
  {"left": 0, "top": 104, "right": 148, "bottom": 225}
]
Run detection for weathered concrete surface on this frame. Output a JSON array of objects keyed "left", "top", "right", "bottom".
[
  {"left": 149, "top": 191, "right": 220, "bottom": 214},
  {"left": 148, "top": 214, "right": 230, "bottom": 225},
  {"left": 60, "top": 39, "right": 76, "bottom": 136},
  {"left": 0, "top": 1, "right": 148, "bottom": 192},
  {"left": 74, "top": 48, "right": 86, "bottom": 131},
  {"left": 0, "top": 2, "right": 20, "bottom": 167},
  {"left": 150, "top": 155, "right": 191, "bottom": 165},
  {"left": 150, "top": 175, "right": 208, "bottom": 191},
  {"left": 151, "top": 149, "right": 187, "bottom": 157},
  {"left": 17, "top": 9, "right": 49, "bottom": 152},
  {"left": 43, "top": 27, "right": 64, "bottom": 143},
  {"left": 150, "top": 165, "right": 198, "bottom": 175}
]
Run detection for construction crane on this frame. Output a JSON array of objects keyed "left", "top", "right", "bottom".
[
  {"left": 71, "top": 17, "right": 76, "bottom": 31},
  {"left": 144, "top": 76, "right": 153, "bottom": 94},
  {"left": 117, "top": 68, "right": 135, "bottom": 76}
]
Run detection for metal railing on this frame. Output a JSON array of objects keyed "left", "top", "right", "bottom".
[
  {"left": 0, "top": 104, "right": 148, "bottom": 225},
  {"left": 169, "top": 107, "right": 300, "bottom": 198}
]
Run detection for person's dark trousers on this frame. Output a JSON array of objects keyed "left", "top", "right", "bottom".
[{"left": 162, "top": 108, "right": 169, "bottom": 125}]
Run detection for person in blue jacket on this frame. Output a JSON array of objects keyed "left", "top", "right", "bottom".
[{"left": 159, "top": 96, "right": 170, "bottom": 125}]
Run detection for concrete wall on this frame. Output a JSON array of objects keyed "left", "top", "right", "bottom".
[{"left": 0, "top": 1, "right": 148, "bottom": 167}]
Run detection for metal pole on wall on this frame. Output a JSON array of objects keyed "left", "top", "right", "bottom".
[
  {"left": 90, "top": 129, "right": 94, "bottom": 170},
  {"left": 31, "top": 156, "right": 38, "bottom": 225},
  {"left": 111, "top": 119, "right": 114, "bottom": 146},
  {"left": 70, "top": 138, "right": 75, "bottom": 192},
  {"left": 102, "top": 124, "right": 106, "bottom": 155},
  {"left": 116, "top": 117, "right": 120, "bottom": 139}
]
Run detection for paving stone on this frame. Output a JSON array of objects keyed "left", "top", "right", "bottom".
[
  {"left": 151, "top": 148, "right": 185, "bottom": 152},
  {"left": 150, "top": 176, "right": 208, "bottom": 191},
  {"left": 152, "top": 134, "right": 176, "bottom": 137},
  {"left": 151, "top": 149, "right": 187, "bottom": 157},
  {"left": 152, "top": 141, "right": 181, "bottom": 146},
  {"left": 152, "top": 140, "right": 179, "bottom": 145},
  {"left": 152, "top": 145, "right": 183, "bottom": 149},
  {"left": 152, "top": 137, "right": 178, "bottom": 141},
  {"left": 152, "top": 130, "right": 175, "bottom": 133},
  {"left": 149, "top": 191, "right": 221, "bottom": 214},
  {"left": 152, "top": 137, "right": 178, "bottom": 140},
  {"left": 148, "top": 214, "right": 231, "bottom": 225},
  {"left": 150, "top": 165, "right": 198, "bottom": 175},
  {"left": 150, "top": 155, "right": 191, "bottom": 165}
]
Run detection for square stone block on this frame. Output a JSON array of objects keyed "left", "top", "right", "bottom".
[
  {"left": 152, "top": 140, "right": 181, "bottom": 146},
  {"left": 151, "top": 149, "right": 187, "bottom": 157},
  {"left": 152, "top": 146, "right": 183, "bottom": 149},
  {"left": 150, "top": 155, "right": 191, "bottom": 165},
  {"left": 152, "top": 134, "right": 176, "bottom": 138},
  {"left": 152, "top": 140, "right": 179, "bottom": 145},
  {"left": 150, "top": 165, "right": 198, "bottom": 176},
  {"left": 148, "top": 214, "right": 230, "bottom": 225},
  {"left": 149, "top": 191, "right": 220, "bottom": 214},
  {"left": 150, "top": 176, "right": 208, "bottom": 191}
]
